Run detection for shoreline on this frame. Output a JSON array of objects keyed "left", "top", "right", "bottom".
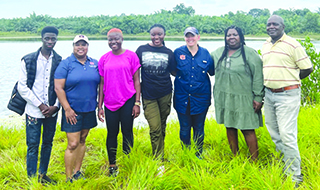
[
  {"left": 0, "top": 35, "right": 313, "bottom": 41},
  {"left": 0, "top": 105, "right": 216, "bottom": 129}
]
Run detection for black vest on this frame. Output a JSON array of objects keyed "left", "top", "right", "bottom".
[{"left": 22, "top": 47, "right": 62, "bottom": 106}]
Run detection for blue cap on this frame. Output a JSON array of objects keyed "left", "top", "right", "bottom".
[{"left": 184, "top": 27, "right": 199, "bottom": 36}]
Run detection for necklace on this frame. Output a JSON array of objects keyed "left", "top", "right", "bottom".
[{"left": 225, "top": 50, "right": 241, "bottom": 68}]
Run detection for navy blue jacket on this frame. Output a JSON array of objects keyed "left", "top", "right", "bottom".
[{"left": 173, "top": 45, "right": 214, "bottom": 115}]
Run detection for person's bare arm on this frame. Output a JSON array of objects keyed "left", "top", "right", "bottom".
[
  {"left": 97, "top": 76, "right": 105, "bottom": 122},
  {"left": 54, "top": 78, "right": 77, "bottom": 125},
  {"left": 132, "top": 70, "right": 141, "bottom": 118}
]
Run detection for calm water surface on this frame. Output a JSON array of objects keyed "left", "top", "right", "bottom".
[{"left": 1, "top": 40, "right": 319, "bottom": 123}]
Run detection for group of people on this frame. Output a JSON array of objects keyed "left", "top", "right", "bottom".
[{"left": 12, "top": 14, "right": 313, "bottom": 186}]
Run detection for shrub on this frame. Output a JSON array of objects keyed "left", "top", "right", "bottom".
[{"left": 298, "top": 36, "right": 320, "bottom": 105}]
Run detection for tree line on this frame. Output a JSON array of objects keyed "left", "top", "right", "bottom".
[{"left": 0, "top": 4, "right": 320, "bottom": 36}]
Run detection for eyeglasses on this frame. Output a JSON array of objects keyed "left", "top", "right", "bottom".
[{"left": 43, "top": 37, "right": 57, "bottom": 42}]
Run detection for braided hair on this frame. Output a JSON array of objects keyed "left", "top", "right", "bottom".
[{"left": 217, "top": 25, "right": 247, "bottom": 66}]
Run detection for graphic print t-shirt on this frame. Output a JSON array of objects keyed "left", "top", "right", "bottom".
[{"left": 136, "top": 44, "right": 175, "bottom": 100}]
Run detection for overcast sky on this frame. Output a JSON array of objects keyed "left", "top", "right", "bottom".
[{"left": 0, "top": 0, "right": 319, "bottom": 19}]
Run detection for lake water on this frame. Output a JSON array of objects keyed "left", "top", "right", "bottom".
[{"left": 1, "top": 39, "right": 319, "bottom": 126}]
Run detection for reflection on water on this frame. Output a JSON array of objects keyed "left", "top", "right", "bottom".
[{"left": 1, "top": 40, "right": 319, "bottom": 124}]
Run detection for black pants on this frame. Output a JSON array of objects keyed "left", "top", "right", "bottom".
[{"left": 104, "top": 95, "right": 135, "bottom": 165}]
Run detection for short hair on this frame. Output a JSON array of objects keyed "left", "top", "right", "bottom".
[
  {"left": 107, "top": 28, "right": 123, "bottom": 36},
  {"left": 41, "top": 26, "right": 59, "bottom": 37},
  {"left": 269, "top": 15, "right": 285, "bottom": 27},
  {"left": 149, "top": 24, "right": 166, "bottom": 34}
]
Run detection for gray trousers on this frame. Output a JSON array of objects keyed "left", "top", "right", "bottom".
[{"left": 264, "top": 88, "right": 303, "bottom": 182}]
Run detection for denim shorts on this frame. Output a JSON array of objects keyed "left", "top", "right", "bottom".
[{"left": 61, "top": 110, "right": 97, "bottom": 133}]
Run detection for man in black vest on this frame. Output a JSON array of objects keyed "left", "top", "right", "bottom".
[{"left": 17, "top": 26, "right": 62, "bottom": 184}]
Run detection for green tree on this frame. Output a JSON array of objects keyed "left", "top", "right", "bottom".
[
  {"left": 1, "top": 6, "right": 320, "bottom": 37},
  {"left": 299, "top": 12, "right": 320, "bottom": 33},
  {"left": 248, "top": 8, "right": 270, "bottom": 18},
  {"left": 294, "top": 8, "right": 311, "bottom": 16},
  {"left": 173, "top": 3, "right": 195, "bottom": 16},
  {"left": 229, "top": 11, "right": 253, "bottom": 34}
]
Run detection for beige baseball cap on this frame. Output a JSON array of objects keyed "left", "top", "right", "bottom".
[{"left": 73, "top": 34, "right": 89, "bottom": 44}]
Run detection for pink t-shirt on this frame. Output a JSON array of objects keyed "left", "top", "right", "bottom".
[{"left": 98, "top": 50, "right": 140, "bottom": 111}]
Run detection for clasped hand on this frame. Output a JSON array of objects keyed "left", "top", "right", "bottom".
[
  {"left": 253, "top": 100, "right": 263, "bottom": 113},
  {"left": 39, "top": 103, "right": 58, "bottom": 118}
]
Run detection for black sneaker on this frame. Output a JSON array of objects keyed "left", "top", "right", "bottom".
[
  {"left": 73, "top": 171, "right": 86, "bottom": 180},
  {"left": 66, "top": 177, "right": 73, "bottom": 183},
  {"left": 196, "top": 153, "right": 203, "bottom": 160},
  {"left": 108, "top": 166, "right": 119, "bottom": 177},
  {"left": 38, "top": 174, "right": 57, "bottom": 185}
]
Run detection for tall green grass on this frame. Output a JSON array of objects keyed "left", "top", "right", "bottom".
[{"left": 0, "top": 105, "right": 319, "bottom": 189}]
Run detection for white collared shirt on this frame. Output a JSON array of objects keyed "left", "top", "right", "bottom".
[{"left": 18, "top": 51, "right": 59, "bottom": 118}]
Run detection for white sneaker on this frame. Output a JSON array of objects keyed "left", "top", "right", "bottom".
[{"left": 156, "top": 165, "right": 165, "bottom": 177}]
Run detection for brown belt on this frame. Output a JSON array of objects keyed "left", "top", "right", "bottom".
[{"left": 267, "top": 84, "right": 301, "bottom": 93}]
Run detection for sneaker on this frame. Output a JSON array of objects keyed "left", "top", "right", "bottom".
[
  {"left": 108, "top": 166, "right": 119, "bottom": 177},
  {"left": 161, "top": 158, "right": 170, "bottom": 163},
  {"left": 73, "top": 171, "right": 86, "bottom": 180},
  {"left": 66, "top": 177, "right": 73, "bottom": 183},
  {"left": 293, "top": 175, "right": 303, "bottom": 188},
  {"left": 38, "top": 174, "right": 57, "bottom": 185},
  {"left": 196, "top": 154, "right": 203, "bottom": 160},
  {"left": 156, "top": 165, "right": 165, "bottom": 177}
]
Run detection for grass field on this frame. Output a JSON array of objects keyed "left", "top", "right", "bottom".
[{"left": 0, "top": 105, "right": 319, "bottom": 189}]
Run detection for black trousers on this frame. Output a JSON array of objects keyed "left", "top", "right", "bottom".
[{"left": 104, "top": 95, "right": 135, "bottom": 165}]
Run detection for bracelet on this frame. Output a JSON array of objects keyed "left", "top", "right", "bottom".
[
  {"left": 134, "top": 102, "right": 141, "bottom": 106},
  {"left": 98, "top": 107, "right": 103, "bottom": 111}
]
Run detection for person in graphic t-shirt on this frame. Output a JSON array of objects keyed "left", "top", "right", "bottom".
[{"left": 136, "top": 24, "right": 176, "bottom": 160}]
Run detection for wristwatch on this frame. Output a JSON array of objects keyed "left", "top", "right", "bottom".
[{"left": 135, "top": 101, "right": 141, "bottom": 106}]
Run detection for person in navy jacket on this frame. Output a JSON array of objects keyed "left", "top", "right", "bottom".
[{"left": 173, "top": 27, "right": 214, "bottom": 159}]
